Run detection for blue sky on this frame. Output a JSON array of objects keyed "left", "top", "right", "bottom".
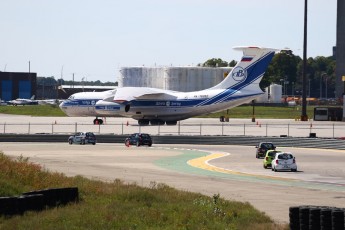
[{"left": 0, "top": 0, "right": 337, "bottom": 82}]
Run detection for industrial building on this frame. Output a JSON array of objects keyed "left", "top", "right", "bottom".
[
  {"left": 0, "top": 71, "right": 37, "bottom": 101},
  {"left": 118, "top": 67, "right": 232, "bottom": 92}
]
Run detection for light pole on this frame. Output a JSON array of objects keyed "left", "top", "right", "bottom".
[
  {"left": 301, "top": 0, "right": 308, "bottom": 121},
  {"left": 325, "top": 77, "right": 328, "bottom": 99},
  {"left": 320, "top": 74, "right": 322, "bottom": 99},
  {"left": 320, "top": 73, "right": 327, "bottom": 99}
]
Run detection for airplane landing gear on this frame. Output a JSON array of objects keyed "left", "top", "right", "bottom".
[
  {"left": 138, "top": 119, "right": 150, "bottom": 126},
  {"left": 93, "top": 118, "right": 103, "bottom": 125}
]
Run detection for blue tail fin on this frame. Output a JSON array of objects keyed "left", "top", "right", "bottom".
[{"left": 211, "top": 46, "right": 278, "bottom": 91}]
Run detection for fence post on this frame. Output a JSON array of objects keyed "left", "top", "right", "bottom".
[
  {"left": 244, "top": 123, "right": 246, "bottom": 136},
  {"left": 158, "top": 124, "right": 160, "bottom": 136},
  {"left": 4, "top": 122, "right": 6, "bottom": 134},
  {"left": 178, "top": 121, "right": 180, "bottom": 135},
  {"left": 98, "top": 124, "right": 101, "bottom": 134},
  {"left": 200, "top": 123, "right": 202, "bottom": 135},
  {"left": 288, "top": 123, "right": 290, "bottom": 137},
  {"left": 122, "top": 123, "right": 123, "bottom": 135},
  {"left": 75, "top": 122, "right": 77, "bottom": 133},
  {"left": 266, "top": 124, "right": 268, "bottom": 137},
  {"left": 333, "top": 123, "right": 334, "bottom": 138},
  {"left": 28, "top": 122, "right": 30, "bottom": 134}
]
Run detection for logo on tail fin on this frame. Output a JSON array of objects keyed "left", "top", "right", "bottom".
[{"left": 232, "top": 66, "right": 247, "bottom": 82}]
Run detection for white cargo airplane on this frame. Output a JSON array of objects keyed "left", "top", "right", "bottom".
[
  {"left": 59, "top": 90, "right": 120, "bottom": 124},
  {"left": 94, "top": 46, "right": 278, "bottom": 125}
]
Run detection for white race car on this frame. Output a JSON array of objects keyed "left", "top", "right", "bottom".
[{"left": 271, "top": 152, "right": 297, "bottom": 172}]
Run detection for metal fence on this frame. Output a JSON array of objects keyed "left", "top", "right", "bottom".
[{"left": 1, "top": 121, "right": 345, "bottom": 138}]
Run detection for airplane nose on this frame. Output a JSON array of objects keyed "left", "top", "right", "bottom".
[{"left": 59, "top": 101, "right": 68, "bottom": 115}]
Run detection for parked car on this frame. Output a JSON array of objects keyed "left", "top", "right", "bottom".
[
  {"left": 255, "top": 142, "right": 276, "bottom": 158},
  {"left": 125, "top": 133, "right": 152, "bottom": 147},
  {"left": 68, "top": 132, "right": 96, "bottom": 145},
  {"left": 271, "top": 152, "right": 297, "bottom": 172},
  {"left": 263, "top": 150, "right": 282, "bottom": 169}
]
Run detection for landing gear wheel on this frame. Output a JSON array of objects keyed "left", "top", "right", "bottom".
[
  {"left": 138, "top": 119, "right": 150, "bottom": 126},
  {"left": 69, "top": 139, "right": 73, "bottom": 145},
  {"left": 93, "top": 118, "right": 103, "bottom": 125},
  {"left": 150, "top": 119, "right": 165, "bottom": 126},
  {"left": 166, "top": 121, "right": 177, "bottom": 126}
]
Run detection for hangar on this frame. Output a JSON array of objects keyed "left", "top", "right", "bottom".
[{"left": 0, "top": 71, "right": 37, "bottom": 101}]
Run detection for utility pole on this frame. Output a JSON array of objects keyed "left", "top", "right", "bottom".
[{"left": 301, "top": 0, "right": 308, "bottom": 121}]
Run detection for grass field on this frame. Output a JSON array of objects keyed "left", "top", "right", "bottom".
[
  {"left": 0, "top": 104, "right": 316, "bottom": 119},
  {"left": 0, "top": 105, "right": 66, "bottom": 116},
  {"left": 0, "top": 153, "right": 288, "bottom": 229}
]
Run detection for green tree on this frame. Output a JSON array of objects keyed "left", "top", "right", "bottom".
[
  {"left": 229, "top": 60, "right": 237, "bottom": 67},
  {"left": 302, "top": 56, "right": 336, "bottom": 98},
  {"left": 202, "top": 58, "right": 228, "bottom": 67},
  {"left": 37, "top": 76, "right": 57, "bottom": 86},
  {"left": 263, "top": 52, "right": 301, "bottom": 93}
]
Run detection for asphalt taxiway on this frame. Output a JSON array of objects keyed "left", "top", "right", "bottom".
[{"left": 1, "top": 142, "right": 344, "bottom": 224}]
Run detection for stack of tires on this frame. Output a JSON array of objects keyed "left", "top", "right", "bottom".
[
  {"left": 0, "top": 187, "right": 78, "bottom": 217},
  {"left": 289, "top": 205, "right": 345, "bottom": 230}
]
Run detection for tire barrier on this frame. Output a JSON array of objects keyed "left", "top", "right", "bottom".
[
  {"left": 289, "top": 206, "right": 300, "bottom": 230},
  {"left": 0, "top": 187, "right": 78, "bottom": 217},
  {"left": 289, "top": 205, "right": 345, "bottom": 230}
]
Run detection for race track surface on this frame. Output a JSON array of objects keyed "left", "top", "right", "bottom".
[{"left": 1, "top": 142, "right": 345, "bottom": 224}]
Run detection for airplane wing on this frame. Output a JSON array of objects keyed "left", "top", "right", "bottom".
[
  {"left": 134, "top": 93, "right": 177, "bottom": 100},
  {"left": 113, "top": 87, "right": 176, "bottom": 103}
]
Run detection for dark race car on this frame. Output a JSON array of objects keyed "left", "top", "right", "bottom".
[
  {"left": 255, "top": 142, "right": 275, "bottom": 158},
  {"left": 68, "top": 132, "right": 96, "bottom": 145},
  {"left": 125, "top": 133, "right": 152, "bottom": 147}
]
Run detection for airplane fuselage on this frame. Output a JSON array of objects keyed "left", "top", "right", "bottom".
[{"left": 95, "top": 87, "right": 262, "bottom": 121}]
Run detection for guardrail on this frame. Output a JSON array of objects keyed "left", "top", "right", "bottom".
[
  {"left": 1, "top": 134, "right": 345, "bottom": 150},
  {"left": 1, "top": 121, "right": 345, "bottom": 139}
]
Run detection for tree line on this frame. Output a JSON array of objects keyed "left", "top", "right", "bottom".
[
  {"left": 201, "top": 50, "right": 335, "bottom": 98},
  {"left": 38, "top": 51, "right": 336, "bottom": 98}
]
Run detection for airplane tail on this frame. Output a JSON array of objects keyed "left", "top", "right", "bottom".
[{"left": 210, "top": 46, "right": 278, "bottom": 91}]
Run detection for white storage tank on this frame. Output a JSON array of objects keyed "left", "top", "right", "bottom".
[
  {"left": 269, "top": 84, "right": 282, "bottom": 103},
  {"left": 118, "top": 67, "right": 232, "bottom": 92}
]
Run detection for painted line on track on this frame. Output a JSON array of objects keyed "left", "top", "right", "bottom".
[
  {"left": 154, "top": 146, "right": 345, "bottom": 192},
  {"left": 187, "top": 152, "right": 296, "bottom": 181}
]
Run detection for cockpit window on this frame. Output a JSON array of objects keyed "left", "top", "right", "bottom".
[{"left": 68, "top": 95, "right": 75, "bottom": 100}]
